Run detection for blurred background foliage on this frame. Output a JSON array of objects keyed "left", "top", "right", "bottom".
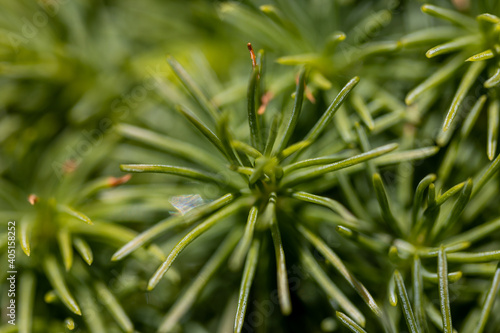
[{"left": 1, "top": 0, "right": 500, "bottom": 332}]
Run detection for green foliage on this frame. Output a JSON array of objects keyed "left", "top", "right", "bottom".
[{"left": 1, "top": 0, "right": 500, "bottom": 333}]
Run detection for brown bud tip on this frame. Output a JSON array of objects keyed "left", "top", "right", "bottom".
[
  {"left": 295, "top": 74, "right": 315, "bottom": 104},
  {"left": 62, "top": 159, "right": 78, "bottom": 174},
  {"left": 247, "top": 43, "right": 257, "bottom": 68},
  {"left": 28, "top": 194, "right": 39, "bottom": 205},
  {"left": 108, "top": 174, "right": 132, "bottom": 187},
  {"left": 258, "top": 91, "right": 274, "bottom": 115},
  {"left": 306, "top": 89, "right": 316, "bottom": 104},
  {"left": 452, "top": 0, "right": 469, "bottom": 11}
]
